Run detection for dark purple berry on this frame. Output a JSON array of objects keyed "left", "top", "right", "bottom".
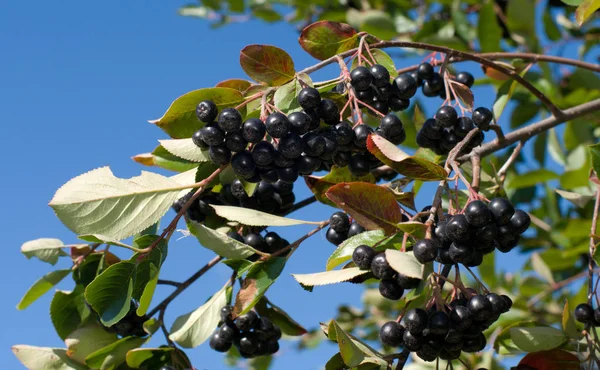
[
  {"left": 231, "top": 150, "right": 256, "bottom": 179},
  {"left": 330, "top": 212, "right": 350, "bottom": 233},
  {"left": 317, "top": 99, "right": 339, "bottom": 122},
  {"left": 242, "top": 118, "right": 266, "bottom": 143},
  {"left": 217, "top": 108, "right": 242, "bottom": 132},
  {"left": 472, "top": 107, "right": 494, "bottom": 131},
  {"left": 353, "top": 124, "right": 373, "bottom": 149},
  {"left": 446, "top": 214, "right": 472, "bottom": 242},
  {"left": 396, "top": 273, "right": 421, "bottom": 289},
  {"left": 348, "top": 153, "right": 371, "bottom": 177},
  {"left": 201, "top": 126, "right": 225, "bottom": 146},
  {"left": 449, "top": 242, "right": 474, "bottom": 264},
  {"left": 379, "top": 113, "right": 404, "bottom": 138},
  {"left": 511, "top": 209, "right": 531, "bottom": 234},
  {"left": 380, "top": 321, "right": 404, "bottom": 347},
  {"left": 420, "top": 118, "right": 443, "bottom": 140},
  {"left": 465, "top": 200, "right": 493, "bottom": 227},
  {"left": 348, "top": 222, "right": 365, "bottom": 238},
  {"left": 413, "top": 239, "right": 440, "bottom": 263},
  {"left": 352, "top": 245, "right": 376, "bottom": 270},
  {"left": 575, "top": 303, "right": 594, "bottom": 324},
  {"left": 192, "top": 129, "right": 209, "bottom": 149},
  {"left": 326, "top": 227, "right": 347, "bottom": 245},
  {"left": 467, "top": 295, "right": 493, "bottom": 321},
  {"left": 278, "top": 133, "right": 304, "bottom": 159},
  {"left": 210, "top": 333, "right": 232, "bottom": 352},
  {"left": 265, "top": 112, "right": 290, "bottom": 138},
  {"left": 388, "top": 96, "right": 410, "bottom": 111},
  {"left": 393, "top": 74, "right": 418, "bottom": 99},
  {"left": 449, "top": 305, "right": 473, "bottom": 331},
  {"left": 379, "top": 279, "right": 404, "bottom": 300},
  {"left": 428, "top": 311, "right": 450, "bottom": 336},
  {"left": 209, "top": 145, "right": 231, "bottom": 165},
  {"left": 288, "top": 111, "right": 311, "bottom": 135},
  {"left": 252, "top": 141, "right": 275, "bottom": 166},
  {"left": 456, "top": 71, "right": 474, "bottom": 87},
  {"left": 404, "top": 308, "right": 428, "bottom": 334},
  {"left": 297, "top": 87, "right": 321, "bottom": 110},
  {"left": 370, "top": 64, "right": 390, "bottom": 87},
  {"left": 196, "top": 100, "right": 218, "bottom": 123},
  {"left": 371, "top": 253, "right": 395, "bottom": 280},
  {"left": 296, "top": 155, "right": 321, "bottom": 175},
  {"left": 402, "top": 330, "right": 422, "bottom": 351},
  {"left": 350, "top": 66, "right": 373, "bottom": 91},
  {"left": 417, "top": 63, "right": 434, "bottom": 81}
]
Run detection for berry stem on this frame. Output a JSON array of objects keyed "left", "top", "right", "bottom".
[
  {"left": 488, "top": 123, "right": 506, "bottom": 141},
  {"left": 356, "top": 98, "right": 386, "bottom": 118},
  {"left": 70, "top": 243, "right": 102, "bottom": 271},
  {"left": 589, "top": 185, "right": 600, "bottom": 304},
  {"left": 235, "top": 90, "right": 267, "bottom": 111},
  {"left": 464, "top": 266, "right": 490, "bottom": 294},
  {"left": 497, "top": 140, "right": 524, "bottom": 183}
]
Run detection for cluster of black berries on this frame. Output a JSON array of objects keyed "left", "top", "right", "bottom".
[
  {"left": 416, "top": 105, "right": 491, "bottom": 156},
  {"left": 411, "top": 198, "right": 530, "bottom": 267},
  {"left": 574, "top": 303, "right": 600, "bottom": 326},
  {"left": 227, "top": 229, "right": 290, "bottom": 260},
  {"left": 209, "top": 306, "right": 281, "bottom": 358},
  {"left": 192, "top": 87, "right": 405, "bottom": 180},
  {"left": 325, "top": 211, "right": 367, "bottom": 246},
  {"left": 380, "top": 290, "right": 512, "bottom": 361},
  {"left": 101, "top": 301, "right": 148, "bottom": 338},
  {"left": 346, "top": 64, "right": 413, "bottom": 115},
  {"left": 408, "top": 63, "right": 475, "bottom": 100},
  {"left": 351, "top": 245, "right": 421, "bottom": 301}
]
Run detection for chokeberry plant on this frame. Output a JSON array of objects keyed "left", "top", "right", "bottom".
[{"left": 11, "top": 4, "right": 600, "bottom": 370}]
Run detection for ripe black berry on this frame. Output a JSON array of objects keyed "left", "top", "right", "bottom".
[
  {"left": 449, "top": 242, "right": 474, "bottom": 264},
  {"left": 440, "top": 129, "right": 459, "bottom": 151},
  {"left": 455, "top": 116, "right": 475, "bottom": 137},
  {"left": 265, "top": 112, "right": 290, "bottom": 138},
  {"left": 225, "top": 132, "right": 247, "bottom": 152},
  {"left": 464, "top": 200, "right": 493, "bottom": 227},
  {"left": 428, "top": 311, "right": 450, "bottom": 336},
  {"left": 404, "top": 308, "right": 428, "bottom": 334},
  {"left": 379, "top": 113, "right": 404, "bottom": 138},
  {"left": 209, "top": 145, "right": 231, "bottom": 165},
  {"left": 466, "top": 250, "right": 484, "bottom": 267},
  {"left": 402, "top": 330, "right": 422, "bottom": 351},
  {"left": 371, "top": 253, "right": 395, "bottom": 280},
  {"left": 210, "top": 332, "right": 232, "bottom": 352},
  {"left": 326, "top": 227, "right": 347, "bottom": 245},
  {"left": 234, "top": 311, "right": 259, "bottom": 331},
  {"left": 456, "top": 71, "right": 474, "bottom": 88},
  {"left": 417, "top": 63, "right": 434, "bottom": 81},
  {"left": 463, "top": 333, "right": 486, "bottom": 353},
  {"left": 485, "top": 293, "right": 507, "bottom": 315},
  {"left": 575, "top": 303, "right": 594, "bottom": 324},
  {"left": 348, "top": 222, "right": 366, "bottom": 237},
  {"left": 370, "top": 64, "right": 390, "bottom": 87},
  {"left": 352, "top": 245, "right": 376, "bottom": 270},
  {"left": 413, "top": 239, "right": 439, "bottom": 263},
  {"left": 380, "top": 321, "right": 404, "bottom": 347},
  {"left": 244, "top": 233, "right": 267, "bottom": 252},
  {"left": 488, "top": 198, "right": 515, "bottom": 225},
  {"left": 393, "top": 74, "right": 418, "bottom": 99},
  {"left": 297, "top": 87, "right": 321, "bottom": 110},
  {"left": 239, "top": 334, "right": 259, "bottom": 355},
  {"left": 475, "top": 223, "right": 498, "bottom": 244},
  {"left": 420, "top": 118, "right": 443, "bottom": 140},
  {"left": 435, "top": 105, "right": 458, "bottom": 127},
  {"left": 317, "top": 99, "right": 339, "bottom": 122},
  {"left": 227, "top": 231, "right": 244, "bottom": 243},
  {"left": 422, "top": 73, "right": 443, "bottom": 97},
  {"left": 332, "top": 151, "right": 350, "bottom": 167},
  {"left": 297, "top": 155, "right": 321, "bottom": 175},
  {"left": 348, "top": 153, "right": 371, "bottom": 177},
  {"left": 196, "top": 100, "right": 218, "bottom": 123},
  {"left": 231, "top": 151, "right": 256, "bottom": 179},
  {"left": 241, "top": 118, "right": 266, "bottom": 143},
  {"left": 335, "top": 121, "right": 355, "bottom": 145},
  {"left": 330, "top": 212, "right": 350, "bottom": 233},
  {"left": 446, "top": 214, "right": 472, "bottom": 242},
  {"left": 220, "top": 305, "right": 234, "bottom": 322},
  {"left": 201, "top": 126, "right": 225, "bottom": 146},
  {"left": 472, "top": 107, "right": 494, "bottom": 131},
  {"left": 388, "top": 96, "right": 410, "bottom": 111},
  {"left": 433, "top": 221, "right": 450, "bottom": 243},
  {"left": 192, "top": 129, "right": 209, "bottom": 149},
  {"left": 252, "top": 141, "right": 275, "bottom": 166},
  {"left": 218, "top": 323, "right": 238, "bottom": 342},
  {"left": 379, "top": 279, "right": 404, "bottom": 300},
  {"left": 288, "top": 111, "right": 311, "bottom": 135},
  {"left": 467, "top": 295, "right": 493, "bottom": 321},
  {"left": 396, "top": 273, "right": 421, "bottom": 289},
  {"left": 302, "top": 132, "right": 326, "bottom": 157},
  {"left": 511, "top": 209, "right": 531, "bottom": 234},
  {"left": 217, "top": 108, "right": 242, "bottom": 132},
  {"left": 353, "top": 124, "right": 373, "bottom": 149},
  {"left": 277, "top": 165, "right": 299, "bottom": 184},
  {"left": 449, "top": 305, "right": 473, "bottom": 331},
  {"left": 259, "top": 168, "right": 278, "bottom": 183},
  {"left": 278, "top": 133, "right": 304, "bottom": 159},
  {"left": 350, "top": 66, "right": 374, "bottom": 91}
]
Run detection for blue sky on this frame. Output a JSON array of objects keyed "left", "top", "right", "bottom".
[{"left": 1, "top": 1, "right": 588, "bottom": 369}]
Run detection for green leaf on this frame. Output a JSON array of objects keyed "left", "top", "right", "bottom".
[
  {"left": 505, "top": 169, "right": 559, "bottom": 189},
  {"left": 332, "top": 320, "right": 365, "bottom": 367},
  {"left": 326, "top": 182, "right": 403, "bottom": 235},
  {"left": 255, "top": 297, "right": 307, "bottom": 336},
  {"left": 385, "top": 250, "right": 424, "bottom": 279},
  {"left": 351, "top": 49, "right": 396, "bottom": 78},
  {"left": 299, "top": 21, "right": 359, "bottom": 60},
  {"left": 240, "top": 44, "right": 295, "bottom": 86},
  {"left": 274, "top": 74, "right": 313, "bottom": 113},
  {"left": 85, "top": 336, "right": 146, "bottom": 370},
  {"left": 211, "top": 205, "right": 321, "bottom": 226},
  {"left": 562, "top": 300, "right": 583, "bottom": 340},
  {"left": 326, "top": 230, "right": 386, "bottom": 271},
  {"left": 305, "top": 166, "right": 376, "bottom": 207},
  {"left": 366, "top": 134, "right": 447, "bottom": 181},
  {"left": 169, "top": 282, "right": 228, "bottom": 348},
  {"left": 360, "top": 10, "right": 397, "bottom": 40},
  {"left": 215, "top": 78, "right": 252, "bottom": 91},
  {"left": 589, "top": 143, "right": 600, "bottom": 175},
  {"left": 85, "top": 261, "right": 135, "bottom": 326},
  {"left": 158, "top": 139, "right": 209, "bottom": 162},
  {"left": 506, "top": 0, "right": 537, "bottom": 48},
  {"left": 65, "top": 323, "right": 119, "bottom": 365},
  {"left": 478, "top": 1, "right": 502, "bottom": 52},
  {"left": 493, "top": 78, "right": 520, "bottom": 121},
  {"left": 396, "top": 221, "right": 427, "bottom": 239},
  {"left": 292, "top": 267, "right": 368, "bottom": 289},
  {"left": 555, "top": 189, "right": 594, "bottom": 208},
  {"left": 125, "top": 348, "right": 174, "bottom": 368},
  {"left": 509, "top": 326, "right": 566, "bottom": 352},
  {"left": 17, "top": 269, "right": 71, "bottom": 310},
  {"left": 530, "top": 252, "right": 555, "bottom": 285},
  {"left": 561, "top": 0, "right": 584, "bottom": 5},
  {"left": 21, "top": 238, "right": 70, "bottom": 265},
  {"left": 543, "top": 11, "right": 562, "bottom": 41},
  {"left": 576, "top": 0, "right": 600, "bottom": 26},
  {"left": 186, "top": 220, "right": 260, "bottom": 259},
  {"left": 12, "top": 345, "right": 87, "bottom": 370},
  {"left": 150, "top": 87, "right": 245, "bottom": 138},
  {"left": 133, "top": 145, "right": 200, "bottom": 172},
  {"left": 51, "top": 288, "right": 91, "bottom": 340},
  {"left": 49, "top": 167, "right": 198, "bottom": 241},
  {"left": 234, "top": 258, "right": 286, "bottom": 315},
  {"left": 132, "top": 238, "right": 167, "bottom": 315}
]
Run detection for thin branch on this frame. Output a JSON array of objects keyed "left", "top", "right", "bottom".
[
  {"left": 71, "top": 243, "right": 102, "bottom": 271},
  {"left": 497, "top": 141, "right": 524, "bottom": 182},
  {"left": 290, "top": 195, "right": 317, "bottom": 213},
  {"left": 157, "top": 279, "right": 182, "bottom": 288},
  {"left": 589, "top": 186, "right": 600, "bottom": 303},
  {"left": 470, "top": 154, "right": 481, "bottom": 193},
  {"left": 260, "top": 221, "right": 330, "bottom": 260},
  {"left": 528, "top": 268, "right": 600, "bottom": 307},
  {"left": 147, "top": 255, "right": 223, "bottom": 318}
]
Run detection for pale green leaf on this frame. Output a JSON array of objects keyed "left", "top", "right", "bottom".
[
  {"left": 555, "top": 189, "right": 594, "bottom": 208},
  {"left": 478, "top": 1, "right": 502, "bottom": 53},
  {"left": 159, "top": 139, "right": 209, "bottom": 162},
  {"left": 17, "top": 269, "right": 71, "bottom": 310},
  {"left": 385, "top": 250, "right": 424, "bottom": 279},
  {"left": 65, "top": 324, "right": 119, "bottom": 365},
  {"left": 21, "top": 238, "right": 70, "bottom": 265},
  {"left": 326, "top": 230, "right": 386, "bottom": 271},
  {"left": 187, "top": 220, "right": 261, "bottom": 259},
  {"left": 274, "top": 74, "right": 313, "bottom": 113},
  {"left": 576, "top": 0, "right": 600, "bottom": 26},
  {"left": 562, "top": 301, "right": 583, "bottom": 340},
  {"left": 12, "top": 345, "right": 87, "bottom": 370},
  {"left": 292, "top": 268, "right": 368, "bottom": 288},
  {"left": 50, "top": 167, "right": 196, "bottom": 240},
  {"left": 211, "top": 205, "right": 321, "bottom": 226},
  {"left": 531, "top": 252, "right": 555, "bottom": 285},
  {"left": 509, "top": 326, "right": 566, "bottom": 352},
  {"left": 169, "top": 283, "right": 228, "bottom": 348},
  {"left": 85, "top": 336, "right": 146, "bottom": 370},
  {"left": 332, "top": 320, "right": 365, "bottom": 367}
]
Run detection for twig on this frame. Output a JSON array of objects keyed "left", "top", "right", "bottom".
[
  {"left": 497, "top": 141, "right": 524, "bottom": 182},
  {"left": 157, "top": 279, "right": 182, "bottom": 288},
  {"left": 290, "top": 195, "right": 317, "bottom": 213},
  {"left": 260, "top": 221, "right": 330, "bottom": 260},
  {"left": 470, "top": 154, "right": 481, "bottom": 193},
  {"left": 528, "top": 268, "right": 600, "bottom": 307},
  {"left": 71, "top": 243, "right": 102, "bottom": 271},
  {"left": 589, "top": 186, "right": 600, "bottom": 303},
  {"left": 488, "top": 124, "right": 505, "bottom": 142},
  {"left": 147, "top": 255, "right": 223, "bottom": 318}
]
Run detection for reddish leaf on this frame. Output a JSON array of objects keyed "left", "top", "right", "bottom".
[
  {"left": 299, "top": 21, "right": 359, "bottom": 60},
  {"left": 325, "top": 182, "right": 402, "bottom": 235},
  {"left": 367, "top": 134, "right": 447, "bottom": 181},
  {"left": 305, "top": 166, "right": 376, "bottom": 207},
  {"left": 215, "top": 79, "right": 252, "bottom": 92},
  {"left": 240, "top": 45, "right": 295, "bottom": 86},
  {"left": 448, "top": 80, "right": 474, "bottom": 110}
]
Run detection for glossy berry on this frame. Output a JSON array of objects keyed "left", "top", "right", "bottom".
[
  {"left": 435, "top": 105, "right": 458, "bottom": 127},
  {"left": 220, "top": 305, "right": 234, "bottom": 322},
  {"left": 422, "top": 73, "right": 443, "bottom": 97},
  {"left": 486, "top": 293, "right": 507, "bottom": 315},
  {"left": 348, "top": 154, "right": 371, "bottom": 177},
  {"left": 371, "top": 253, "right": 395, "bottom": 280},
  {"left": 428, "top": 311, "right": 450, "bottom": 336},
  {"left": 350, "top": 66, "right": 373, "bottom": 91},
  {"left": 475, "top": 223, "right": 498, "bottom": 244},
  {"left": 201, "top": 126, "right": 225, "bottom": 146},
  {"left": 244, "top": 233, "right": 267, "bottom": 252},
  {"left": 472, "top": 107, "right": 494, "bottom": 131},
  {"left": 440, "top": 129, "right": 459, "bottom": 152},
  {"left": 264, "top": 232, "right": 283, "bottom": 253},
  {"left": 288, "top": 111, "right": 311, "bottom": 135},
  {"left": 332, "top": 151, "right": 350, "bottom": 167},
  {"left": 421, "top": 118, "right": 443, "bottom": 140},
  {"left": 396, "top": 273, "right": 421, "bottom": 289},
  {"left": 379, "top": 113, "right": 404, "bottom": 138},
  {"left": 463, "top": 333, "right": 486, "bottom": 353},
  {"left": 348, "top": 222, "right": 366, "bottom": 238},
  {"left": 402, "top": 330, "right": 422, "bottom": 351},
  {"left": 446, "top": 214, "right": 472, "bottom": 242},
  {"left": 241, "top": 118, "right": 266, "bottom": 143},
  {"left": 209, "top": 145, "right": 231, "bottom": 165},
  {"left": 433, "top": 221, "right": 450, "bottom": 243},
  {"left": 467, "top": 295, "right": 493, "bottom": 321},
  {"left": 210, "top": 333, "right": 232, "bottom": 352},
  {"left": 297, "top": 87, "right": 321, "bottom": 110},
  {"left": 230, "top": 151, "right": 256, "bottom": 180},
  {"left": 413, "top": 239, "right": 439, "bottom": 263},
  {"left": 488, "top": 198, "right": 515, "bottom": 225},
  {"left": 196, "top": 100, "right": 218, "bottom": 123},
  {"left": 265, "top": 112, "right": 290, "bottom": 138},
  {"left": 330, "top": 212, "right": 350, "bottom": 233},
  {"left": 302, "top": 132, "right": 326, "bottom": 157},
  {"left": 225, "top": 132, "right": 247, "bottom": 152},
  {"left": 456, "top": 71, "right": 474, "bottom": 87},
  {"left": 218, "top": 323, "right": 238, "bottom": 342},
  {"left": 393, "top": 74, "right": 418, "bottom": 99},
  {"left": 192, "top": 129, "right": 209, "bottom": 150},
  {"left": 227, "top": 231, "right": 244, "bottom": 243},
  {"left": 352, "top": 245, "right": 376, "bottom": 270},
  {"left": 404, "top": 308, "right": 428, "bottom": 334},
  {"left": 388, "top": 96, "right": 410, "bottom": 111},
  {"left": 575, "top": 303, "right": 594, "bottom": 324},
  {"left": 449, "top": 242, "right": 474, "bottom": 264},
  {"left": 326, "top": 227, "right": 347, "bottom": 245},
  {"left": 278, "top": 133, "right": 304, "bottom": 159},
  {"left": 317, "top": 99, "right": 339, "bottom": 122},
  {"left": 455, "top": 116, "right": 475, "bottom": 137},
  {"left": 239, "top": 334, "right": 259, "bottom": 355},
  {"left": 511, "top": 209, "right": 531, "bottom": 234},
  {"left": 379, "top": 279, "right": 404, "bottom": 300},
  {"left": 417, "top": 63, "right": 434, "bottom": 81},
  {"left": 277, "top": 165, "right": 299, "bottom": 184},
  {"left": 234, "top": 311, "right": 258, "bottom": 331},
  {"left": 252, "top": 141, "right": 275, "bottom": 166},
  {"left": 370, "top": 64, "right": 390, "bottom": 87},
  {"left": 297, "top": 155, "right": 321, "bottom": 175},
  {"left": 464, "top": 200, "right": 493, "bottom": 227},
  {"left": 335, "top": 121, "right": 355, "bottom": 145},
  {"left": 217, "top": 108, "right": 242, "bottom": 132},
  {"left": 449, "top": 305, "right": 473, "bottom": 331},
  {"left": 380, "top": 321, "right": 404, "bottom": 347},
  {"left": 353, "top": 124, "right": 373, "bottom": 149}
]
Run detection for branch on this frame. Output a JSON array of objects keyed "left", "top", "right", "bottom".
[
  {"left": 147, "top": 255, "right": 223, "bottom": 318},
  {"left": 528, "top": 268, "right": 600, "bottom": 307},
  {"left": 290, "top": 195, "right": 317, "bottom": 213},
  {"left": 460, "top": 98, "right": 600, "bottom": 162},
  {"left": 260, "top": 221, "right": 330, "bottom": 260},
  {"left": 589, "top": 185, "right": 600, "bottom": 303}
]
